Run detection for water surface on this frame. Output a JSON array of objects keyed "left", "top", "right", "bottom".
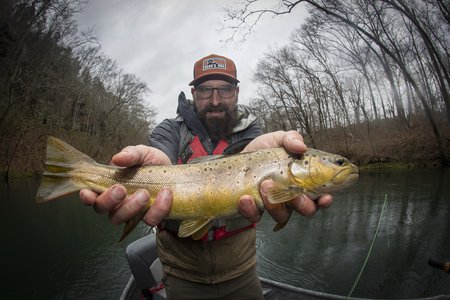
[
  {"left": 256, "top": 168, "right": 450, "bottom": 298},
  {"left": 1, "top": 168, "right": 449, "bottom": 299}
]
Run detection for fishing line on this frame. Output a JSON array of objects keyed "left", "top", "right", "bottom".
[{"left": 347, "top": 194, "right": 388, "bottom": 298}]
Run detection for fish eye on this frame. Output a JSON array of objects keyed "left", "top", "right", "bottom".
[{"left": 335, "top": 158, "right": 346, "bottom": 166}]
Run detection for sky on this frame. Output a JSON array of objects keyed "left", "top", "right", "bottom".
[{"left": 75, "top": 0, "right": 308, "bottom": 123}]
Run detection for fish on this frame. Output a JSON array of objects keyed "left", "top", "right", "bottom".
[{"left": 36, "top": 136, "right": 359, "bottom": 241}]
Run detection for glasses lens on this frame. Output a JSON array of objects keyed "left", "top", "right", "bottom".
[
  {"left": 218, "top": 86, "right": 235, "bottom": 97},
  {"left": 196, "top": 86, "right": 235, "bottom": 99}
]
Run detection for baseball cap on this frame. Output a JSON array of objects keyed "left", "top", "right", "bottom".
[{"left": 189, "top": 54, "right": 239, "bottom": 86}]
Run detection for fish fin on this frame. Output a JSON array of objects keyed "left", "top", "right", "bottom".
[
  {"left": 191, "top": 221, "right": 215, "bottom": 240},
  {"left": 272, "top": 204, "right": 294, "bottom": 232},
  {"left": 36, "top": 176, "right": 84, "bottom": 203},
  {"left": 119, "top": 210, "right": 148, "bottom": 242},
  {"left": 178, "top": 218, "right": 214, "bottom": 239},
  {"left": 267, "top": 182, "right": 304, "bottom": 205},
  {"left": 46, "top": 136, "right": 96, "bottom": 164},
  {"left": 36, "top": 136, "right": 95, "bottom": 202}
]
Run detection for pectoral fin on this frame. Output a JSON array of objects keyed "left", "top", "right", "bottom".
[
  {"left": 267, "top": 183, "right": 304, "bottom": 204},
  {"left": 178, "top": 218, "right": 214, "bottom": 239},
  {"left": 272, "top": 204, "right": 294, "bottom": 232}
]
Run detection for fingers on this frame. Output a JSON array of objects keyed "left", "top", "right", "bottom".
[
  {"left": 259, "top": 180, "right": 334, "bottom": 225},
  {"left": 238, "top": 195, "right": 262, "bottom": 223},
  {"left": 109, "top": 189, "right": 149, "bottom": 225},
  {"left": 243, "top": 130, "right": 306, "bottom": 154},
  {"left": 80, "top": 185, "right": 127, "bottom": 214},
  {"left": 80, "top": 189, "right": 99, "bottom": 206},
  {"left": 109, "top": 188, "right": 172, "bottom": 226},
  {"left": 81, "top": 184, "right": 173, "bottom": 226},
  {"left": 316, "top": 194, "right": 333, "bottom": 209},
  {"left": 282, "top": 130, "right": 307, "bottom": 154},
  {"left": 259, "top": 180, "right": 293, "bottom": 223},
  {"left": 111, "top": 145, "right": 171, "bottom": 167},
  {"left": 142, "top": 188, "right": 173, "bottom": 226}
]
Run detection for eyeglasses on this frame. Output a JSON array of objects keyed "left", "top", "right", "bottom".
[{"left": 195, "top": 85, "right": 237, "bottom": 99}]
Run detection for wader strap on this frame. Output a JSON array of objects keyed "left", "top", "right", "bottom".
[{"left": 159, "top": 219, "right": 255, "bottom": 242}]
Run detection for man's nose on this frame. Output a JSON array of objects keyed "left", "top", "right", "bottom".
[{"left": 210, "top": 89, "right": 222, "bottom": 106}]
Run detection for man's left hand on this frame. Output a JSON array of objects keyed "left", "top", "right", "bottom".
[{"left": 238, "top": 130, "right": 333, "bottom": 224}]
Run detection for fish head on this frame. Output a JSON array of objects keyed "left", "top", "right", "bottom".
[{"left": 289, "top": 149, "right": 359, "bottom": 197}]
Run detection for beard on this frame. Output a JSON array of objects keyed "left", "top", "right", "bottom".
[{"left": 197, "top": 103, "right": 239, "bottom": 140}]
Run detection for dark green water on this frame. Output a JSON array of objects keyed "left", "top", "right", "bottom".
[
  {"left": 1, "top": 168, "right": 449, "bottom": 299},
  {"left": 257, "top": 168, "right": 450, "bottom": 298}
]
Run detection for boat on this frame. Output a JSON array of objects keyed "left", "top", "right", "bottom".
[{"left": 120, "top": 233, "right": 449, "bottom": 300}]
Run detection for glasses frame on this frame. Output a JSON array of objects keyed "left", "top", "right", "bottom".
[{"left": 194, "top": 84, "right": 237, "bottom": 99}]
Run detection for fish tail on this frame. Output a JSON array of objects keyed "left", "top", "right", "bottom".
[{"left": 36, "top": 136, "right": 94, "bottom": 203}]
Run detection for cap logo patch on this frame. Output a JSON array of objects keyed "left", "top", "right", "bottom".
[{"left": 203, "top": 58, "right": 226, "bottom": 71}]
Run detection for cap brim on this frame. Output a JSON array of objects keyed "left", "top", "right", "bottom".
[{"left": 189, "top": 73, "right": 239, "bottom": 86}]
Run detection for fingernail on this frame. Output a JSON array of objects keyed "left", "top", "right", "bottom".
[
  {"left": 298, "top": 195, "right": 306, "bottom": 208},
  {"left": 159, "top": 187, "right": 172, "bottom": 200},
  {"left": 135, "top": 190, "right": 149, "bottom": 205},
  {"left": 111, "top": 186, "right": 125, "bottom": 202},
  {"left": 112, "top": 150, "right": 129, "bottom": 161},
  {"left": 291, "top": 137, "right": 305, "bottom": 149},
  {"left": 241, "top": 198, "right": 251, "bottom": 208}
]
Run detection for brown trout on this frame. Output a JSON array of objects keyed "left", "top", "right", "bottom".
[{"left": 36, "top": 136, "right": 359, "bottom": 241}]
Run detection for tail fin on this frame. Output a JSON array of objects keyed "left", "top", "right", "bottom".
[{"left": 36, "top": 136, "right": 95, "bottom": 203}]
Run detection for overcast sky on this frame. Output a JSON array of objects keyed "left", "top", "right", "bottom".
[{"left": 75, "top": 0, "right": 308, "bottom": 123}]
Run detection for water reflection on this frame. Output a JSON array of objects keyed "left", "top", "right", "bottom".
[
  {"left": 1, "top": 169, "right": 449, "bottom": 299},
  {"left": 0, "top": 178, "right": 144, "bottom": 299},
  {"left": 256, "top": 168, "right": 450, "bottom": 298}
]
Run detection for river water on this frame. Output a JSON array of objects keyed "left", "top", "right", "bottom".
[{"left": 1, "top": 168, "right": 450, "bottom": 299}]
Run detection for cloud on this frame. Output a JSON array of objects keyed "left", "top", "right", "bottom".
[{"left": 76, "top": 0, "right": 308, "bottom": 123}]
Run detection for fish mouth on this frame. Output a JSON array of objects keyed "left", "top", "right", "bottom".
[{"left": 332, "top": 166, "right": 359, "bottom": 186}]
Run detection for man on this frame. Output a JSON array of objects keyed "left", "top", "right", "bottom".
[{"left": 80, "top": 54, "right": 333, "bottom": 299}]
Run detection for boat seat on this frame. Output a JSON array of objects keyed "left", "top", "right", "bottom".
[{"left": 125, "top": 233, "right": 166, "bottom": 300}]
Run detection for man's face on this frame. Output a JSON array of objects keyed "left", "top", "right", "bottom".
[{"left": 191, "top": 79, "right": 240, "bottom": 139}]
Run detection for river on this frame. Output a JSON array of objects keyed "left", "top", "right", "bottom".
[{"left": 1, "top": 168, "right": 450, "bottom": 299}]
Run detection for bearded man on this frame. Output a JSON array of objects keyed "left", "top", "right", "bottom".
[{"left": 80, "top": 54, "right": 333, "bottom": 299}]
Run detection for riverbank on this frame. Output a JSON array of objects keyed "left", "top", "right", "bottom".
[
  {"left": 309, "top": 114, "right": 450, "bottom": 168},
  {"left": 1, "top": 115, "right": 449, "bottom": 179}
]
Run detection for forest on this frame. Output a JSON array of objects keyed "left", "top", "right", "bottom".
[
  {"left": 230, "top": 0, "right": 450, "bottom": 166},
  {"left": 0, "top": 0, "right": 157, "bottom": 178},
  {"left": 1, "top": 0, "right": 449, "bottom": 178}
]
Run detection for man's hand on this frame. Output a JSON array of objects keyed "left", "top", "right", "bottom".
[
  {"left": 238, "top": 130, "right": 333, "bottom": 224},
  {"left": 79, "top": 145, "right": 173, "bottom": 226}
]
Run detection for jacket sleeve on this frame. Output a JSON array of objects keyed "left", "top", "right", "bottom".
[
  {"left": 224, "top": 121, "right": 264, "bottom": 154},
  {"left": 148, "top": 119, "right": 181, "bottom": 164}
]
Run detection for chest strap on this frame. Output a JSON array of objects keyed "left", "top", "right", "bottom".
[
  {"left": 159, "top": 218, "right": 255, "bottom": 242},
  {"left": 200, "top": 223, "right": 256, "bottom": 242}
]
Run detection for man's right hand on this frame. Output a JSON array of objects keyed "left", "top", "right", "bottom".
[{"left": 79, "top": 145, "right": 173, "bottom": 227}]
